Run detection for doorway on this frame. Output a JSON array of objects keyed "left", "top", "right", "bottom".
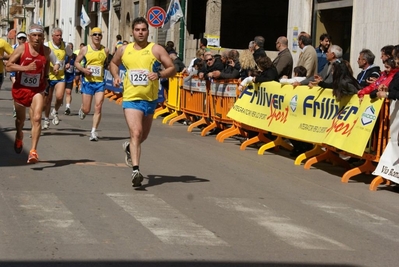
[{"left": 313, "top": 0, "right": 353, "bottom": 60}]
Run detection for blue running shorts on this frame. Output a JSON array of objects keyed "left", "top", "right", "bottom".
[
  {"left": 48, "top": 79, "right": 65, "bottom": 87},
  {"left": 81, "top": 81, "right": 105, "bottom": 96},
  {"left": 122, "top": 100, "right": 158, "bottom": 116}
]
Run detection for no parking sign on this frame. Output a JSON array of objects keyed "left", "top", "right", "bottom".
[{"left": 146, "top": 6, "right": 166, "bottom": 28}]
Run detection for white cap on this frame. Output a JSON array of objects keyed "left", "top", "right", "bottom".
[{"left": 16, "top": 32, "right": 27, "bottom": 39}]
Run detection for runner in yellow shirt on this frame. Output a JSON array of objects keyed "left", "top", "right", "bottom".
[{"left": 109, "top": 17, "right": 176, "bottom": 187}]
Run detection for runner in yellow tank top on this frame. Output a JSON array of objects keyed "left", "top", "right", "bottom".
[
  {"left": 43, "top": 27, "right": 72, "bottom": 129},
  {"left": 110, "top": 17, "right": 176, "bottom": 187},
  {"left": 74, "top": 27, "right": 109, "bottom": 141},
  {"left": 121, "top": 42, "right": 160, "bottom": 101}
]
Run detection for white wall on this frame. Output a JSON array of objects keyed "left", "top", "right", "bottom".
[
  {"left": 351, "top": 0, "right": 399, "bottom": 76},
  {"left": 59, "top": 0, "right": 76, "bottom": 44},
  {"left": 287, "top": 0, "right": 313, "bottom": 68}
]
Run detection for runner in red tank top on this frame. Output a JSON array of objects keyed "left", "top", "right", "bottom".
[{"left": 6, "top": 23, "right": 53, "bottom": 164}]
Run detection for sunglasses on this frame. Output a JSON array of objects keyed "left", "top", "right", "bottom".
[
  {"left": 17, "top": 37, "right": 26, "bottom": 40},
  {"left": 92, "top": 33, "right": 102, "bottom": 37},
  {"left": 205, "top": 58, "right": 213, "bottom": 62}
]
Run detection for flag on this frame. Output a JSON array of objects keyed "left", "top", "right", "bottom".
[
  {"left": 80, "top": 5, "right": 91, "bottom": 28},
  {"left": 162, "top": 0, "right": 183, "bottom": 30},
  {"left": 21, "top": 18, "right": 26, "bottom": 32}
]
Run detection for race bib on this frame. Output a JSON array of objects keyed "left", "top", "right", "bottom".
[
  {"left": 20, "top": 73, "right": 40, "bottom": 87},
  {"left": 88, "top": 65, "right": 102, "bottom": 77},
  {"left": 128, "top": 69, "right": 149, "bottom": 86}
]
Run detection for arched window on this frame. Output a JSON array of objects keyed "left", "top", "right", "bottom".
[{"left": 126, "top": 12, "right": 130, "bottom": 25}]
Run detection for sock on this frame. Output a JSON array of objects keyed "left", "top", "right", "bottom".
[
  {"left": 133, "top": 165, "right": 139, "bottom": 172},
  {"left": 91, "top": 127, "right": 96, "bottom": 133},
  {"left": 44, "top": 117, "right": 49, "bottom": 121},
  {"left": 66, "top": 104, "right": 70, "bottom": 108}
]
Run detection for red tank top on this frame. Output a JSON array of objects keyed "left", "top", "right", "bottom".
[{"left": 13, "top": 42, "right": 47, "bottom": 92}]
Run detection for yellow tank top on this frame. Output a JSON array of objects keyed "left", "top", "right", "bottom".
[
  {"left": 84, "top": 44, "right": 107, "bottom": 83},
  {"left": 48, "top": 41, "right": 66, "bottom": 80},
  {"left": 121, "top": 42, "right": 161, "bottom": 101}
]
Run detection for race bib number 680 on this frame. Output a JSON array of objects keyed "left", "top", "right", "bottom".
[{"left": 128, "top": 69, "right": 149, "bottom": 86}]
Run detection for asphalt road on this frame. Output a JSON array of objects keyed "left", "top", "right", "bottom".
[{"left": 1, "top": 78, "right": 399, "bottom": 267}]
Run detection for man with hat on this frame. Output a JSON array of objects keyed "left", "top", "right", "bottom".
[
  {"left": 74, "top": 27, "right": 109, "bottom": 141},
  {"left": 10, "top": 32, "right": 27, "bottom": 84}
]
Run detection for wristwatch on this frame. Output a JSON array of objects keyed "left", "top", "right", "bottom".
[{"left": 157, "top": 71, "right": 162, "bottom": 79}]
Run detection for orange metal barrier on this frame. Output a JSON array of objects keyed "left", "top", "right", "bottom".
[
  {"left": 168, "top": 76, "right": 209, "bottom": 132},
  {"left": 153, "top": 74, "right": 183, "bottom": 123},
  {"left": 200, "top": 80, "right": 239, "bottom": 136},
  {"left": 301, "top": 99, "right": 390, "bottom": 186},
  {"left": 104, "top": 89, "right": 123, "bottom": 105}
]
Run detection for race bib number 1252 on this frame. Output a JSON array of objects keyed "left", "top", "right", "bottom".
[{"left": 128, "top": 69, "right": 149, "bottom": 86}]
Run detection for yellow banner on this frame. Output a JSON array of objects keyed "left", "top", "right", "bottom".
[{"left": 227, "top": 82, "right": 383, "bottom": 156}]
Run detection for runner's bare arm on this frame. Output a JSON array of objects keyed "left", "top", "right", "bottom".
[
  {"left": 109, "top": 45, "right": 126, "bottom": 85},
  {"left": 44, "top": 46, "right": 52, "bottom": 77},
  {"left": 74, "top": 46, "right": 91, "bottom": 76},
  {"left": 6, "top": 45, "right": 26, "bottom": 72},
  {"left": 151, "top": 44, "right": 176, "bottom": 80}
]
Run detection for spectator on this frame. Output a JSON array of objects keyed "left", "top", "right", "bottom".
[
  {"left": 200, "top": 38, "right": 210, "bottom": 51},
  {"left": 302, "top": 44, "right": 343, "bottom": 87},
  {"left": 248, "top": 41, "right": 256, "bottom": 53},
  {"left": 165, "top": 40, "right": 175, "bottom": 53},
  {"left": 239, "top": 47, "right": 257, "bottom": 81},
  {"left": 253, "top": 36, "right": 267, "bottom": 61},
  {"left": 331, "top": 60, "right": 361, "bottom": 100},
  {"left": 184, "top": 58, "right": 204, "bottom": 82},
  {"left": 380, "top": 45, "right": 394, "bottom": 62},
  {"left": 183, "top": 48, "right": 205, "bottom": 74},
  {"left": 114, "top": 34, "right": 123, "bottom": 54},
  {"left": 272, "top": 36, "right": 293, "bottom": 79},
  {"left": 123, "top": 40, "right": 129, "bottom": 45},
  {"left": 359, "top": 58, "right": 398, "bottom": 100},
  {"left": 213, "top": 49, "right": 241, "bottom": 79},
  {"left": 316, "top": 33, "right": 331, "bottom": 73},
  {"left": 376, "top": 45, "right": 399, "bottom": 100},
  {"left": 280, "top": 66, "right": 307, "bottom": 85},
  {"left": 297, "top": 32, "right": 318, "bottom": 78},
  {"left": 169, "top": 50, "right": 185, "bottom": 72},
  {"left": 356, "top": 48, "right": 381, "bottom": 88},
  {"left": 239, "top": 55, "right": 278, "bottom": 90},
  {"left": 198, "top": 52, "right": 224, "bottom": 80}
]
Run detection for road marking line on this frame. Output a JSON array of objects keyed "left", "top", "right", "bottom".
[
  {"left": 107, "top": 193, "right": 228, "bottom": 246},
  {"left": 210, "top": 197, "right": 351, "bottom": 250},
  {"left": 303, "top": 200, "right": 399, "bottom": 243},
  {"left": 8, "top": 192, "right": 97, "bottom": 244}
]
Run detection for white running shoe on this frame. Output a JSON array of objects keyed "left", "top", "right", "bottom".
[
  {"left": 122, "top": 141, "right": 133, "bottom": 167},
  {"left": 79, "top": 108, "right": 86, "bottom": 120},
  {"left": 131, "top": 170, "right": 144, "bottom": 187},
  {"left": 89, "top": 131, "right": 98, "bottom": 141},
  {"left": 42, "top": 120, "right": 50, "bottom": 130},
  {"left": 52, "top": 113, "right": 60, "bottom": 125}
]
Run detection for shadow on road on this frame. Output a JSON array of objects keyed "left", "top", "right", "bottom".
[
  {"left": 31, "top": 159, "right": 95, "bottom": 170},
  {"left": 137, "top": 174, "right": 210, "bottom": 190}
]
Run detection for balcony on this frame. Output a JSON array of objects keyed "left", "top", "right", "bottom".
[{"left": 9, "top": 5, "right": 23, "bottom": 16}]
